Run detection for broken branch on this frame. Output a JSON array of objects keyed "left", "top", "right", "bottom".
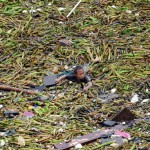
[{"left": 0, "top": 84, "right": 39, "bottom": 95}]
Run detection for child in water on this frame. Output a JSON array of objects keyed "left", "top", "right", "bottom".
[{"left": 55, "top": 66, "right": 92, "bottom": 92}]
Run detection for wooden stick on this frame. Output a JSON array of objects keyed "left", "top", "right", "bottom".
[
  {"left": 66, "top": 0, "right": 82, "bottom": 18},
  {"left": 54, "top": 130, "right": 113, "bottom": 150},
  {"left": 0, "top": 84, "right": 39, "bottom": 95}
]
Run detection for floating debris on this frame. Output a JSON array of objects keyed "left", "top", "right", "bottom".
[
  {"left": 114, "top": 131, "right": 131, "bottom": 139},
  {"left": 111, "top": 88, "right": 117, "bottom": 94},
  {"left": 54, "top": 130, "right": 113, "bottom": 150},
  {"left": 126, "top": 10, "right": 132, "bottom": 14},
  {"left": 75, "top": 143, "right": 83, "bottom": 149},
  {"left": 135, "top": 12, "right": 140, "bottom": 16},
  {"left": 112, "top": 108, "right": 136, "bottom": 122},
  {"left": 44, "top": 75, "right": 57, "bottom": 87},
  {"left": 141, "top": 99, "right": 149, "bottom": 104},
  {"left": 131, "top": 94, "right": 139, "bottom": 103},
  {"left": 111, "top": 5, "right": 117, "bottom": 9},
  {"left": 0, "top": 0, "right": 149, "bottom": 149},
  {"left": 4, "top": 110, "right": 19, "bottom": 118},
  {"left": 22, "top": 10, "right": 28, "bottom": 13},
  {"left": 0, "top": 140, "right": 5, "bottom": 147},
  {"left": 103, "top": 120, "right": 117, "bottom": 127},
  {"left": 99, "top": 93, "right": 119, "bottom": 103},
  {"left": 23, "top": 111, "right": 34, "bottom": 118},
  {"left": 0, "top": 104, "right": 3, "bottom": 109}
]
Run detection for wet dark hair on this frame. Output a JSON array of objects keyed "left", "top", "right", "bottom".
[{"left": 74, "top": 66, "right": 84, "bottom": 74}]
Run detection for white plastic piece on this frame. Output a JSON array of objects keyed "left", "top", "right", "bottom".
[
  {"left": 126, "top": 10, "right": 132, "bottom": 14},
  {"left": 58, "top": 128, "right": 64, "bottom": 133},
  {"left": 146, "top": 113, "right": 150, "bottom": 116},
  {"left": 111, "top": 135, "right": 122, "bottom": 138},
  {"left": 22, "top": 10, "right": 28, "bottom": 13},
  {"left": 135, "top": 12, "right": 140, "bottom": 16},
  {"left": 29, "top": 7, "right": 37, "bottom": 13},
  {"left": 0, "top": 105, "right": 3, "bottom": 109},
  {"left": 111, "top": 88, "right": 116, "bottom": 93},
  {"left": 141, "top": 99, "right": 149, "bottom": 103},
  {"left": 36, "top": 8, "right": 42, "bottom": 12},
  {"left": 59, "top": 21, "right": 63, "bottom": 24},
  {"left": 59, "top": 122, "right": 64, "bottom": 126},
  {"left": 48, "top": 3, "right": 52, "bottom": 6},
  {"left": 75, "top": 143, "right": 83, "bottom": 149},
  {"left": 111, "top": 5, "right": 117, "bottom": 9},
  {"left": 122, "top": 122, "right": 126, "bottom": 125},
  {"left": 131, "top": 93, "right": 139, "bottom": 103},
  {"left": 58, "top": 7, "right": 66, "bottom": 11},
  {"left": 146, "top": 89, "right": 149, "bottom": 92},
  {"left": 69, "top": 81, "right": 73, "bottom": 84},
  {"left": 0, "top": 140, "right": 5, "bottom": 147}
]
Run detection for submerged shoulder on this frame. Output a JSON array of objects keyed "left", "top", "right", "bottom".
[{"left": 84, "top": 75, "right": 91, "bottom": 82}]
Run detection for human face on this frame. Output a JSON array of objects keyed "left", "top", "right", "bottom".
[{"left": 76, "top": 69, "right": 85, "bottom": 80}]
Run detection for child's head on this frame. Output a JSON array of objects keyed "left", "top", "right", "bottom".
[{"left": 74, "top": 66, "right": 85, "bottom": 80}]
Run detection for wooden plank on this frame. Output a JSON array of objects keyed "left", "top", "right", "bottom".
[{"left": 54, "top": 130, "right": 113, "bottom": 150}]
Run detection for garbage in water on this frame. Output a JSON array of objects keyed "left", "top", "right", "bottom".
[
  {"left": 100, "top": 138, "right": 112, "bottom": 144},
  {"left": 31, "top": 85, "right": 46, "bottom": 91},
  {"left": 102, "top": 120, "right": 117, "bottom": 127},
  {"left": 0, "top": 129, "right": 16, "bottom": 137},
  {"left": 114, "top": 131, "right": 131, "bottom": 139},
  {"left": 141, "top": 99, "right": 149, "bottom": 104},
  {"left": 75, "top": 143, "right": 83, "bottom": 149},
  {"left": 44, "top": 75, "right": 57, "bottom": 87},
  {"left": 23, "top": 111, "right": 34, "bottom": 118},
  {"left": 4, "top": 110, "right": 19, "bottom": 118},
  {"left": 0, "top": 104, "right": 3, "bottom": 109},
  {"left": 0, "top": 0, "right": 149, "bottom": 149},
  {"left": 0, "top": 140, "right": 5, "bottom": 147},
  {"left": 98, "top": 93, "right": 119, "bottom": 103},
  {"left": 133, "top": 137, "right": 142, "bottom": 144},
  {"left": 112, "top": 108, "right": 136, "bottom": 122},
  {"left": 58, "top": 128, "right": 64, "bottom": 133},
  {"left": 111, "top": 88, "right": 117, "bottom": 94},
  {"left": 131, "top": 93, "right": 139, "bottom": 103},
  {"left": 54, "top": 130, "right": 114, "bottom": 150},
  {"left": 38, "top": 95, "right": 50, "bottom": 101}
]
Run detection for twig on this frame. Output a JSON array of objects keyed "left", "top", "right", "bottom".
[{"left": 66, "top": 0, "right": 82, "bottom": 18}]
